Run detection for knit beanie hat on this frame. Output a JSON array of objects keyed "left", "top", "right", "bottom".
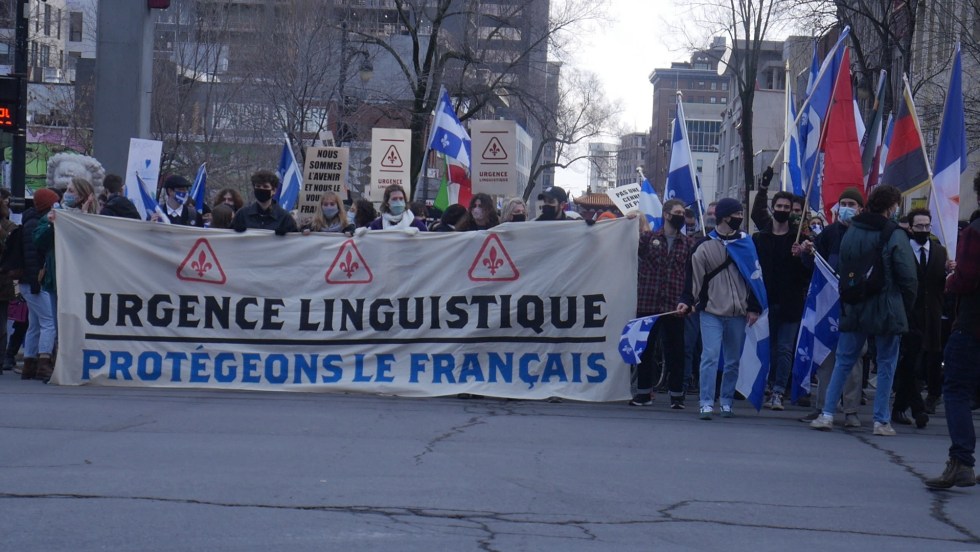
[
  {"left": 33, "top": 188, "right": 59, "bottom": 212},
  {"left": 838, "top": 187, "right": 865, "bottom": 207},
  {"left": 714, "top": 197, "right": 742, "bottom": 220}
]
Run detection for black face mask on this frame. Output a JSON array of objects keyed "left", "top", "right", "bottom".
[
  {"left": 668, "top": 214, "right": 686, "bottom": 230},
  {"left": 540, "top": 205, "right": 559, "bottom": 220},
  {"left": 912, "top": 231, "right": 930, "bottom": 245},
  {"left": 772, "top": 211, "right": 791, "bottom": 223},
  {"left": 727, "top": 217, "right": 743, "bottom": 231},
  {"left": 510, "top": 214, "right": 526, "bottom": 222},
  {"left": 254, "top": 188, "right": 273, "bottom": 203}
]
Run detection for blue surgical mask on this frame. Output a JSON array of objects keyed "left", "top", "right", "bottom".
[
  {"left": 174, "top": 191, "right": 189, "bottom": 204},
  {"left": 347, "top": 210, "right": 356, "bottom": 221},
  {"left": 62, "top": 192, "right": 78, "bottom": 208},
  {"left": 389, "top": 200, "right": 406, "bottom": 215},
  {"left": 322, "top": 206, "right": 339, "bottom": 219},
  {"left": 838, "top": 206, "right": 856, "bottom": 224}
]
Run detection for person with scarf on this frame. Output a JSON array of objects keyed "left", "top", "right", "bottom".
[
  {"left": 302, "top": 191, "right": 355, "bottom": 235},
  {"left": 368, "top": 184, "right": 427, "bottom": 231},
  {"left": 681, "top": 197, "right": 763, "bottom": 420}
]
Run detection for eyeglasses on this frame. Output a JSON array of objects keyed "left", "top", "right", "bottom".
[{"left": 911, "top": 224, "right": 931, "bottom": 231}]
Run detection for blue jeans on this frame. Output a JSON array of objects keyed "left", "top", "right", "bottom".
[
  {"left": 20, "top": 284, "right": 55, "bottom": 357},
  {"left": 768, "top": 311, "right": 800, "bottom": 395},
  {"left": 943, "top": 331, "right": 980, "bottom": 467},
  {"left": 699, "top": 312, "right": 745, "bottom": 408},
  {"left": 822, "top": 332, "right": 900, "bottom": 424}
]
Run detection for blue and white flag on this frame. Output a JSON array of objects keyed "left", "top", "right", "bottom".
[
  {"left": 791, "top": 253, "right": 839, "bottom": 402},
  {"left": 932, "top": 43, "right": 966, "bottom": 259},
  {"left": 799, "top": 29, "right": 848, "bottom": 212},
  {"left": 276, "top": 134, "right": 302, "bottom": 212},
  {"left": 665, "top": 94, "right": 701, "bottom": 213},
  {"left": 190, "top": 163, "right": 207, "bottom": 212},
  {"left": 713, "top": 231, "right": 770, "bottom": 410},
  {"left": 638, "top": 176, "right": 663, "bottom": 230},
  {"left": 428, "top": 88, "right": 472, "bottom": 170},
  {"left": 135, "top": 173, "right": 170, "bottom": 224},
  {"left": 784, "top": 80, "right": 803, "bottom": 195},
  {"left": 619, "top": 313, "right": 668, "bottom": 364}
]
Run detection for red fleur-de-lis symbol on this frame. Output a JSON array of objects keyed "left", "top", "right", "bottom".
[
  {"left": 489, "top": 142, "right": 501, "bottom": 156},
  {"left": 483, "top": 247, "right": 504, "bottom": 275},
  {"left": 340, "top": 250, "right": 359, "bottom": 278},
  {"left": 191, "top": 251, "right": 212, "bottom": 277},
  {"left": 387, "top": 150, "right": 397, "bottom": 163}
]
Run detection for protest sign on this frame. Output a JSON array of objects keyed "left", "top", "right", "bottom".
[
  {"left": 607, "top": 183, "right": 642, "bottom": 215},
  {"left": 300, "top": 146, "right": 348, "bottom": 217}
]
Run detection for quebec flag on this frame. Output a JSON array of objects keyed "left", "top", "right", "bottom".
[
  {"left": 619, "top": 313, "right": 667, "bottom": 365},
  {"left": 724, "top": 232, "right": 769, "bottom": 410},
  {"left": 638, "top": 177, "right": 663, "bottom": 230},
  {"left": 428, "top": 88, "right": 472, "bottom": 170},
  {"left": 190, "top": 163, "right": 207, "bottom": 212},
  {"left": 276, "top": 134, "right": 302, "bottom": 212},
  {"left": 665, "top": 94, "right": 700, "bottom": 211},
  {"left": 791, "top": 253, "right": 839, "bottom": 402},
  {"left": 135, "top": 173, "right": 170, "bottom": 224}
]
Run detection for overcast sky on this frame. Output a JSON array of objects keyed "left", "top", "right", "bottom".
[{"left": 554, "top": 1, "right": 680, "bottom": 196}]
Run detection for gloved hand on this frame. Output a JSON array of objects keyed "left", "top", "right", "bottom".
[
  {"left": 402, "top": 227, "right": 420, "bottom": 236},
  {"left": 354, "top": 227, "right": 368, "bottom": 238},
  {"left": 761, "top": 166, "right": 774, "bottom": 188}
]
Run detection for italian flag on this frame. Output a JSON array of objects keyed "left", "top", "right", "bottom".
[{"left": 434, "top": 153, "right": 472, "bottom": 211}]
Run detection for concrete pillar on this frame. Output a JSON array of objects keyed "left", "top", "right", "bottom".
[{"left": 93, "top": 0, "right": 155, "bottom": 175}]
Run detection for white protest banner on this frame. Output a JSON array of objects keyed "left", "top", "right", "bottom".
[
  {"left": 124, "top": 138, "right": 163, "bottom": 219},
  {"left": 52, "top": 213, "right": 638, "bottom": 401},
  {"left": 369, "top": 128, "right": 411, "bottom": 201},
  {"left": 607, "top": 183, "right": 642, "bottom": 215},
  {"left": 300, "top": 146, "right": 349, "bottom": 217}
]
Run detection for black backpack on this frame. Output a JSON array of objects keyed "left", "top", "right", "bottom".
[
  {"left": 0, "top": 226, "right": 24, "bottom": 278},
  {"left": 839, "top": 221, "right": 898, "bottom": 305}
]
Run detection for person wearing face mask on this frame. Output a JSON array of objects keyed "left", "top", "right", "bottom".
[
  {"left": 456, "top": 193, "right": 499, "bottom": 231},
  {"left": 890, "top": 208, "right": 948, "bottom": 429},
  {"left": 680, "top": 197, "right": 763, "bottom": 420},
  {"left": 810, "top": 185, "right": 917, "bottom": 436},
  {"left": 368, "top": 184, "right": 427, "bottom": 231},
  {"left": 752, "top": 191, "right": 812, "bottom": 411},
  {"left": 500, "top": 197, "right": 528, "bottom": 223},
  {"left": 302, "top": 191, "right": 355, "bottom": 235},
  {"left": 798, "top": 187, "right": 868, "bottom": 425},
  {"left": 753, "top": 167, "right": 807, "bottom": 233},
  {"left": 157, "top": 175, "right": 203, "bottom": 226},
  {"left": 534, "top": 186, "right": 582, "bottom": 221},
  {"left": 630, "top": 199, "right": 695, "bottom": 409},
  {"left": 231, "top": 170, "right": 299, "bottom": 235}
]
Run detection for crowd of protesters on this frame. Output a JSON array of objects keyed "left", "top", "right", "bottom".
[{"left": 0, "top": 163, "right": 977, "bottom": 490}]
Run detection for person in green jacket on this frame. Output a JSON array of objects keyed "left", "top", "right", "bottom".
[{"left": 810, "top": 185, "right": 918, "bottom": 436}]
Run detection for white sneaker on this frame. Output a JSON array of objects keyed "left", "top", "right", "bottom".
[
  {"left": 809, "top": 413, "right": 834, "bottom": 431},
  {"left": 699, "top": 405, "right": 713, "bottom": 420},
  {"left": 873, "top": 422, "right": 897, "bottom": 436}
]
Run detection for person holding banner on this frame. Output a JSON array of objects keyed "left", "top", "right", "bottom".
[
  {"left": 456, "top": 194, "right": 499, "bottom": 231},
  {"left": 158, "top": 175, "right": 203, "bottom": 227},
  {"left": 99, "top": 174, "right": 141, "bottom": 220},
  {"left": 631, "top": 199, "right": 694, "bottom": 408},
  {"left": 430, "top": 205, "right": 466, "bottom": 232},
  {"left": 351, "top": 199, "right": 377, "bottom": 230},
  {"left": 535, "top": 186, "right": 581, "bottom": 221},
  {"left": 368, "top": 185, "right": 427, "bottom": 231},
  {"left": 232, "top": 170, "right": 299, "bottom": 235},
  {"left": 301, "top": 191, "right": 355, "bottom": 235},
  {"left": 500, "top": 198, "right": 528, "bottom": 223}
]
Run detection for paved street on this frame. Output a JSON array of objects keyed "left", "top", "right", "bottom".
[{"left": 1, "top": 376, "right": 979, "bottom": 551}]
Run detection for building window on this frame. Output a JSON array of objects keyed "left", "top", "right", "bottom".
[
  {"left": 711, "top": 82, "right": 717, "bottom": 90},
  {"left": 722, "top": 82, "right": 729, "bottom": 91},
  {"left": 710, "top": 97, "right": 716, "bottom": 104},
  {"left": 70, "top": 12, "right": 83, "bottom": 42},
  {"left": 56, "top": 9, "right": 61, "bottom": 39},
  {"left": 40, "top": 44, "right": 50, "bottom": 68},
  {"left": 43, "top": 3, "right": 51, "bottom": 36}
]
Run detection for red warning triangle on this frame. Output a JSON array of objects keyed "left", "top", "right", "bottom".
[
  {"left": 468, "top": 235, "right": 519, "bottom": 282},
  {"left": 177, "top": 238, "right": 227, "bottom": 284},
  {"left": 381, "top": 145, "right": 404, "bottom": 168},
  {"left": 325, "top": 240, "right": 374, "bottom": 284},
  {"left": 481, "top": 137, "right": 508, "bottom": 160}
]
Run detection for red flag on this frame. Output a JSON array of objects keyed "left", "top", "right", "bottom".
[
  {"left": 448, "top": 161, "right": 472, "bottom": 207},
  {"left": 880, "top": 78, "right": 931, "bottom": 194},
  {"left": 819, "top": 48, "right": 864, "bottom": 220}
]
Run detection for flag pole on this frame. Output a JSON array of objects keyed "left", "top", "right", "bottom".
[{"left": 781, "top": 61, "right": 792, "bottom": 193}]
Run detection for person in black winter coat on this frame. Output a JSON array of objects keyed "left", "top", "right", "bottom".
[
  {"left": 231, "top": 170, "right": 298, "bottom": 235},
  {"left": 99, "top": 174, "right": 141, "bottom": 220}
]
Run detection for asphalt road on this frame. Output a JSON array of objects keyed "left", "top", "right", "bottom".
[{"left": 1, "top": 377, "right": 978, "bottom": 551}]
